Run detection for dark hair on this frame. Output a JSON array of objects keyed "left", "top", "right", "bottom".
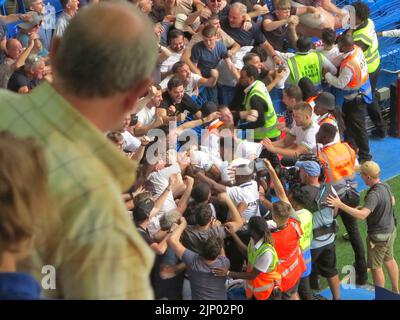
[
  {"left": 337, "top": 34, "right": 354, "bottom": 48},
  {"left": 321, "top": 28, "right": 337, "bottom": 46},
  {"left": 172, "top": 61, "right": 187, "bottom": 74},
  {"left": 202, "top": 24, "right": 217, "bottom": 37},
  {"left": 191, "top": 182, "right": 211, "bottom": 203},
  {"left": 296, "top": 35, "right": 312, "bottom": 52},
  {"left": 284, "top": 85, "right": 303, "bottom": 102},
  {"left": 318, "top": 122, "right": 338, "bottom": 143},
  {"left": 242, "top": 64, "right": 259, "bottom": 80},
  {"left": 289, "top": 186, "right": 306, "bottom": 208},
  {"left": 248, "top": 216, "right": 274, "bottom": 245},
  {"left": 298, "top": 77, "right": 318, "bottom": 101},
  {"left": 207, "top": 14, "right": 220, "bottom": 23},
  {"left": 202, "top": 235, "right": 223, "bottom": 261},
  {"left": 195, "top": 203, "right": 213, "bottom": 226},
  {"left": 353, "top": 1, "right": 370, "bottom": 22},
  {"left": 168, "top": 29, "right": 185, "bottom": 42},
  {"left": 250, "top": 46, "right": 268, "bottom": 62},
  {"left": 243, "top": 53, "right": 260, "bottom": 65},
  {"left": 167, "top": 76, "right": 184, "bottom": 90}
]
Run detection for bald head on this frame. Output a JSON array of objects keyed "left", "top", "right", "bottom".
[
  {"left": 53, "top": 1, "right": 158, "bottom": 98},
  {"left": 6, "top": 39, "right": 23, "bottom": 60}
]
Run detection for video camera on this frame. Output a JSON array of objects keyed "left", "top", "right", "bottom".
[{"left": 130, "top": 113, "right": 139, "bottom": 127}]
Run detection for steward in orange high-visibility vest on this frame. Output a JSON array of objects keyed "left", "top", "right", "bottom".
[
  {"left": 271, "top": 202, "right": 306, "bottom": 295},
  {"left": 211, "top": 216, "right": 282, "bottom": 300},
  {"left": 339, "top": 45, "right": 369, "bottom": 91}
]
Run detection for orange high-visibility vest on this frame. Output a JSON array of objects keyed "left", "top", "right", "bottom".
[
  {"left": 340, "top": 45, "right": 369, "bottom": 89},
  {"left": 245, "top": 242, "right": 282, "bottom": 300},
  {"left": 318, "top": 141, "right": 356, "bottom": 184},
  {"left": 272, "top": 218, "right": 306, "bottom": 293}
]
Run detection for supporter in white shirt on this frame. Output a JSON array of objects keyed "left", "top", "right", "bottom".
[
  {"left": 160, "top": 29, "right": 186, "bottom": 78},
  {"left": 316, "top": 28, "right": 344, "bottom": 67},
  {"left": 120, "top": 114, "right": 141, "bottom": 152},
  {"left": 261, "top": 102, "right": 319, "bottom": 161}
]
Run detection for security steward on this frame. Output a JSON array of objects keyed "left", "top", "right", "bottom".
[
  {"left": 316, "top": 123, "right": 368, "bottom": 285},
  {"left": 347, "top": 1, "right": 386, "bottom": 139},
  {"left": 287, "top": 35, "right": 337, "bottom": 89},
  {"left": 236, "top": 64, "right": 281, "bottom": 168},
  {"left": 212, "top": 216, "right": 282, "bottom": 300},
  {"left": 325, "top": 34, "right": 372, "bottom": 163}
]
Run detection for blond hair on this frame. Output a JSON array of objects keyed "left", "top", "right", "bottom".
[{"left": 0, "top": 131, "right": 49, "bottom": 259}]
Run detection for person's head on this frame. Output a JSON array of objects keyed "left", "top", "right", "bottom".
[
  {"left": 288, "top": 186, "right": 306, "bottom": 211},
  {"left": 272, "top": 201, "right": 292, "bottom": 226},
  {"left": 235, "top": 161, "right": 254, "bottom": 185},
  {"left": 133, "top": 191, "right": 153, "bottom": 206},
  {"left": 52, "top": 2, "right": 157, "bottom": 132},
  {"left": 275, "top": 0, "right": 291, "bottom": 20},
  {"left": 296, "top": 35, "right": 313, "bottom": 53},
  {"left": 194, "top": 203, "right": 213, "bottom": 226},
  {"left": 18, "top": 11, "right": 43, "bottom": 34},
  {"left": 24, "top": 54, "right": 45, "bottom": 80},
  {"left": 314, "top": 92, "right": 336, "bottom": 116},
  {"left": 159, "top": 210, "right": 181, "bottom": 231},
  {"left": 167, "top": 76, "right": 185, "bottom": 104},
  {"left": 202, "top": 235, "right": 223, "bottom": 261},
  {"left": 352, "top": 0, "right": 370, "bottom": 25},
  {"left": 337, "top": 34, "right": 354, "bottom": 53},
  {"left": 283, "top": 85, "right": 303, "bottom": 110},
  {"left": 217, "top": 105, "right": 234, "bottom": 125},
  {"left": 298, "top": 77, "right": 318, "bottom": 101},
  {"left": 121, "top": 113, "right": 132, "bottom": 131},
  {"left": 27, "top": 0, "right": 45, "bottom": 14},
  {"left": 207, "top": 14, "right": 221, "bottom": 30},
  {"left": 239, "top": 64, "right": 259, "bottom": 87},
  {"left": 248, "top": 216, "right": 274, "bottom": 244},
  {"left": 61, "top": 0, "right": 80, "bottom": 15},
  {"left": 243, "top": 53, "right": 262, "bottom": 73},
  {"left": 5, "top": 39, "right": 23, "bottom": 60},
  {"left": 295, "top": 160, "right": 320, "bottom": 184},
  {"left": 357, "top": 161, "right": 381, "bottom": 186},
  {"left": 202, "top": 25, "right": 218, "bottom": 50},
  {"left": 228, "top": 2, "right": 246, "bottom": 28},
  {"left": 172, "top": 61, "right": 190, "bottom": 82},
  {"left": 207, "top": 0, "right": 223, "bottom": 13},
  {"left": 168, "top": 29, "right": 185, "bottom": 52},
  {"left": 132, "top": 198, "right": 154, "bottom": 225},
  {"left": 316, "top": 123, "right": 337, "bottom": 145},
  {"left": 321, "top": 28, "right": 336, "bottom": 47},
  {"left": 106, "top": 131, "right": 125, "bottom": 149},
  {"left": 292, "top": 102, "right": 313, "bottom": 127},
  {"left": 151, "top": 84, "right": 163, "bottom": 107},
  {"left": 191, "top": 182, "right": 211, "bottom": 203},
  {"left": 0, "top": 131, "right": 49, "bottom": 263},
  {"left": 250, "top": 46, "right": 268, "bottom": 62},
  {"left": 133, "top": 0, "right": 153, "bottom": 14}
]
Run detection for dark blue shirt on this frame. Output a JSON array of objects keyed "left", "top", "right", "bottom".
[
  {"left": 0, "top": 272, "right": 41, "bottom": 300},
  {"left": 191, "top": 41, "right": 228, "bottom": 78},
  {"left": 220, "top": 18, "right": 267, "bottom": 47}
]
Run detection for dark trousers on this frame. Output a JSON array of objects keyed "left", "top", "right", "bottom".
[
  {"left": 342, "top": 97, "right": 372, "bottom": 162},
  {"left": 368, "top": 67, "right": 387, "bottom": 134},
  {"left": 298, "top": 276, "right": 313, "bottom": 300},
  {"left": 338, "top": 190, "right": 368, "bottom": 279}
]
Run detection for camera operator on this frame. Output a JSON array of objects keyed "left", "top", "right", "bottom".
[
  {"left": 316, "top": 123, "right": 368, "bottom": 285},
  {"left": 292, "top": 160, "right": 341, "bottom": 300}
]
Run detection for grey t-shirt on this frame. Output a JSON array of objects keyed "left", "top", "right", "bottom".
[
  {"left": 182, "top": 249, "right": 230, "bottom": 300},
  {"left": 181, "top": 225, "right": 226, "bottom": 255},
  {"left": 364, "top": 183, "right": 396, "bottom": 235}
]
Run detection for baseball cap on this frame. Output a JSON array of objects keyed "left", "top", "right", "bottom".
[
  {"left": 295, "top": 160, "right": 320, "bottom": 177},
  {"left": 315, "top": 92, "right": 336, "bottom": 111},
  {"left": 356, "top": 161, "right": 380, "bottom": 178},
  {"left": 132, "top": 198, "right": 154, "bottom": 222},
  {"left": 18, "top": 12, "right": 43, "bottom": 30}
]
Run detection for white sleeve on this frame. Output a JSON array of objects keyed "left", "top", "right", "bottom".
[
  {"left": 300, "top": 125, "right": 319, "bottom": 151},
  {"left": 382, "top": 29, "right": 400, "bottom": 37},
  {"left": 159, "top": 75, "right": 171, "bottom": 91},
  {"left": 254, "top": 250, "right": 273, "bottom": 273},
  {"left": 191, "top": 73, "right": 202, "bottom": 86},
  {"left": 159, "top": 163, "right": 181, "bottom": 179},
  {"left": 325, "top": 66, "right": 353, "bottom": 89},
  {"left": 226, "top": 186, "right": 242, "bottom": 205},
  {"left": 323, "top": 56, "right": 337, "bottom": 76}
]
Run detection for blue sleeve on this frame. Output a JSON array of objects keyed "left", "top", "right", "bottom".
[
  {"left": 160, "top": 246, "right": 179, "bottom": 265},
  {"left": 191, "top": 43, "right": 201, "bottom": 63},
  {"left": 182, "top": 249, "right": 198, "bottom": 267}
]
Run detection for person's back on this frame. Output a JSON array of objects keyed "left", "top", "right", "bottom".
[{"left": 0, "top": 2, "right": 158, "bottom": 299}]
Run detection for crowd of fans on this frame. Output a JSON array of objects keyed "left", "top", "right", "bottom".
[{"left": 0, "top": 0, "right": 398, "bottom": 300}]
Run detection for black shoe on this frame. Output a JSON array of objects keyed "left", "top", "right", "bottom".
[
  {"left": 370, "top": 129, "right": 387, "bottom": 139},
  {"left": 356, "top": 273, "right": 368, "bottom": 286},
  {"left": 310, "top": 274, "right": 321, "bottom": 291}
]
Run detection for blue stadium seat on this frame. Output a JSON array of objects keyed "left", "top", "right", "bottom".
[
  {"left": 5, "top": 21, "right": 21, "bottom": 39},
  {"left": 0, "top": 0, "right": 7, "bottom": 16}
]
